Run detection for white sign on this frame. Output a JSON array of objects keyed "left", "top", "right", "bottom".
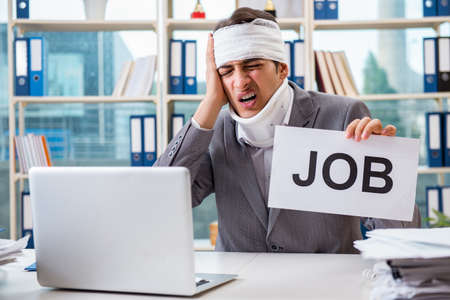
[{"left": 268, "top": 126, "right": 420, "bottom": 221}]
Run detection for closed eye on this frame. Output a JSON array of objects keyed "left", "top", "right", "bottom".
[
  {"left": 218, "top": 69, "right": 232, "bottom": 77},
  {"left": 244, "top": 64, "right": 262, "bottom": 70}
]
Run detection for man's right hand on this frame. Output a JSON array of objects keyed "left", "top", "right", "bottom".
[{"left": 192, "top": 33, "right": 228, "bottom": 130}]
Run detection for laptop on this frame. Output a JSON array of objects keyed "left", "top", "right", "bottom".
[{"left": 29, "top": 167, "right": 236, "bottom": 296}]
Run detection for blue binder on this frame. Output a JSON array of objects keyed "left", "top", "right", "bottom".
[
  {"left": 29, "top": 37, "right": 44, "bottom": 96},
  {"left": 284, "top": 41, "right": 294, "bottom": 82},
  {"left": 326, "top": 0, "right": 338, "bottom": 19},
  {"left": 423, "top": 38, "right": 438, "bottom": 93},
  {"left": 14, "top": 38, "right": 30, "bottom": 96},
  {"left": 142, "top": 114, "right": 157, "bottom": 166},
  {"left": 169, "top": 39, "right": 184, "bottom": 94},
  {"left": 183, "top": 40, "right": 197, "bottom": 94},
  {"left": 426, "top": 112, "right": 443, "bottom": 167},
  {"left": 314, "top": 0, "right": 326, "bottom": 19},
  {"left": 438, "top": 0, "right": 450, "bottom": 16},
  {"left": 21, "top": 192, "right": 34, "bottom": 249},
  {"left": 443, "top": 112, "right": 450, "bottom": 166},
  {"left": 130, "top": 115, "right": 144, "bottom": 166},
  {"left": 423, "top": 0, "right": 438, "bottom": 16},
  {"left": 426, "top": 186, "right": 442, "bottom": 225},
  {"left": 293, "top": 40, "right": 305, "bottom": 89},
  {"left": 437, "top": 37, "right": 450, "bottom": 92},
  {"left": 171, "top": 114, "right": 185, "bottom": 140},
  {"left": 16, "top": 0, "right": 29, "bottom": 18}
]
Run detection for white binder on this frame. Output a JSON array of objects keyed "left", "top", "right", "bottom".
[
  {"left": 441, "top": 186, "right": 450, "bottom": 217},
  {"left": 427, "top": 187, "right": 440, "bottom": 220}
]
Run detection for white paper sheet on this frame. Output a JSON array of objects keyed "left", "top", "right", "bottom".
[{"left": 268, "top": 126, "right": 420, "bottom": 221}]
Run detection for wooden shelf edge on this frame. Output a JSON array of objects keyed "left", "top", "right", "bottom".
[
  {"left": 166, "top": 94, "right": 204, "bottom": 102},
  {"left": 12, "top": 96, "right": 159, "bottom": 104},
  {"left": 418, "top": 167, "right": 450, "bottom": 175},
  {"left": 13, "top": 173, "right": 28, "bottom": 181},
  {"left": 166, "top": 18, "right": 305, "bottom": 31},
  {"left": 193, "top": 239, "right": 215, "bottom": 251},
  {"left": 11, "top": 19, "right": 158, "bottom": 32},
  {"left": 166, "top": 19, "right": 218, "bottom": 31},
  {"left": 165, "top": 92, "right": 450, "bottom": 102},
  {"left": 314, "top": 17, "right": 450, "bottom": 30},
  {"left": 11, "top": 168, "right": 450, "bottom": 180},
  {"left": 357, "top": 92, "right": 450, "bottom": 101}
]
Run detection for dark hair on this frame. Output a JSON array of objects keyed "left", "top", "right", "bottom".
[
  {"left": 214, "top": 8, "right": 280, "bottom": 71},
  {"left": 213, "top": 7, "right": 277, "bottom": 32}
]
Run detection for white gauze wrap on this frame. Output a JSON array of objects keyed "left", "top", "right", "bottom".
[{"left": 213, "top": 18, "right": 287, "bottom": 68}]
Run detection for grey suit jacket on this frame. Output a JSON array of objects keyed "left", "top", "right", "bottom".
[{"left": 156, "top": 82, "right": 421, "bottom": 253}]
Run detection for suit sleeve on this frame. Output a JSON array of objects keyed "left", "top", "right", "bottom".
[
  {"left": 154, "top": 119, "right": 214, "bottom": 207},
  {"left": 342, "top": 100, "right": 422, "bottom": 229},
  {"left": 342, "top": 99, "right": 371, "bottom": 128}
]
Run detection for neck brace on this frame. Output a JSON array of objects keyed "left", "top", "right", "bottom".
[
  {"left": 213, "top": 18, "right": 286, "bottom": 68},
  {"left": 230, "top": 79, "right": 293, "bottom": 148}
]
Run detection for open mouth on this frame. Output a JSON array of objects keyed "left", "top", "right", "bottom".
[{"left": 239, "top": 92, "right": 256, "bottom": 103}]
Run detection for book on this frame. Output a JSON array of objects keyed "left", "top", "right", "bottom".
[
  {"left": 14, "top": 135, "right": 52, "bottom": 173},
  {"left": 324, "top": 51, "right": 345, "bottom": 95},
  {"left": 123, "top": 55, "right": 157, "bottom": 97},
  {"left": 112, "top": 60, "right": 134, "bottom": 97},
  {"left": 331, "top": 51, "right": 355, "bottom": 97},
  {"left": 337, "top": 51, "right": 359, "bottom": 96},
  {"left": 315, "top": 50, "right": 335, "bottom": 94}
]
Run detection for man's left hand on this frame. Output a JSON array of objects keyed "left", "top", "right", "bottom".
[{"left": 345, "top": 117, "right": 396, "bottom": 142}]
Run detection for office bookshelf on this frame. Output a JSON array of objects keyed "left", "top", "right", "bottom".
[
  {"left": 6, "top": 0, "right": 161, "bottom": 239},
  {"left": 160, "top": 0, "right": 450, "bottom": 238},
  {"left": 6, "top": 0, "right": 450, "bottom": 241}
]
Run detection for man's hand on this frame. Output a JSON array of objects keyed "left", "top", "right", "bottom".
[
  {"left": 204, "top": 33, "right": 228, "bottom": 107},
  {"left": 345, "top": 117, "right": 396, "bottom": 142},
  {"left": 192, "top": 33, "right": 228, "bottom": 129}
]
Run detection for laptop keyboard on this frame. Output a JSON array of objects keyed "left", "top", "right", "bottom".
[{"left": 195, "top": 277, "right": 210, "bottom": 287}]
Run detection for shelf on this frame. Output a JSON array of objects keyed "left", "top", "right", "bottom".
[
  {"left": 11, "top": 20, "right": 157, "bottom": 32},
  {"left": 356, "top": 92, "right": 450, "bottom": 101},
  {"left": 278, "top": 18, "right": 306, "bottom": 30},
  {"left": 193, "top": 239, "right": 215, "bottom": 251},
  {"left": 13, "top": 173, "right": 28, "bottom": 182},
  {"left": 314, "top": 17, "right": 450, "bottom": 30},
  {"left": 12, "top": 96, "right": 158, "bottom": 105},
  {"left": 166, "top": 18, "right": 305, "bottom": 31},
  {"left": 166, "top": 94, "right": 204, "bottom": 103},
  {"left": 13, "top": 168, "right": 450, "bottom": 182},
  {"left": 418, "top": 167, "right": 450, "bottom": 175},
  {"left": 166, "top": 19, "right": 218, "bottom": 31},
  {"left": 166, "top": 92, "right": 450, "bottom": 103}
]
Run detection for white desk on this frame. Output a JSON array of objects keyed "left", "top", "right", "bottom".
[{"left": 0, "top": 250, "right": 374, "bottom": 299}]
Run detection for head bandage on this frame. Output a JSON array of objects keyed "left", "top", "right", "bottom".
[{"left": 213, "top": 18, "right": 287, "bottom": 68}]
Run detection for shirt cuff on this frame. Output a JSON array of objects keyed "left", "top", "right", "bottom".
[{"left": 191, "top": 117, "right": 213, "bottom": 132}]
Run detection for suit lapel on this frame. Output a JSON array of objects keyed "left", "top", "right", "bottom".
[
  {"left": 267, "top": 82, "right": 320, "bottom": 237},
  {"left": 224, "top": 114, "right": 268, "bottom": 230}
]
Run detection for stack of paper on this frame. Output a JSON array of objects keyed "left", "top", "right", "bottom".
[
  {"left": 0, "top": 235, "right": 29, "bottom": 264},
  {"left": 354, "top": 228, "right": 450, "bottom": 300}
]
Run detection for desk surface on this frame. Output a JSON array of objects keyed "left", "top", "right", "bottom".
[{"left": 0, "top": 250, "right": 373, "bottom": 300}]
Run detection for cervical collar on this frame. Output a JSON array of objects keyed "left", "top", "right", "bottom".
[{"left": 230, "top": 79, "right": 293, "bottom": 148}]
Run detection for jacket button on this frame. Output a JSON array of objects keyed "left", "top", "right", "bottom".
[
  {"left": 171, "top": 145, "right": 176, "bottom": 151},
  {"left": 168, "top": 151, "right": 173, "bottom": 157},
  {"left": 271, "top": 244, "right": 279, "bottom": 251}
]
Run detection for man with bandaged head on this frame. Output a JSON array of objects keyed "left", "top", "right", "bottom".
[{"left": 155, "top": 8, "right": 421, "bottom": 253}]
